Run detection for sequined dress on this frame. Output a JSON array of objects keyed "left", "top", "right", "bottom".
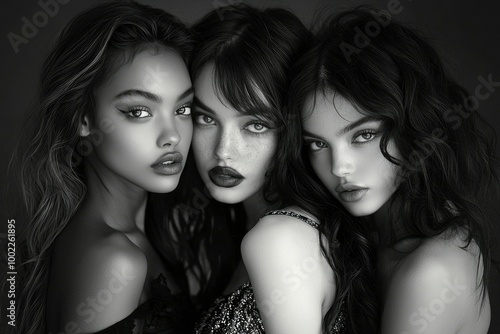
[
  {"left": 195, "top": 210, "right": 348, "bottom": 334},
  {"left": 96, "top": 273, "right": 195, "bottom": 334}
]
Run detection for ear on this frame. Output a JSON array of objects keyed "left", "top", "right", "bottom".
[{"left": 79, "top": 114, "right": 91, "bottom": 137}]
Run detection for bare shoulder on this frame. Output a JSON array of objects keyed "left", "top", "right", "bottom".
[
  {"left": 48, "top": 221, "right": 147, "bottom": 332},
  {"left": 397, "top": 230, "right": 484, "bottom": 290},
  {"left": 50, "top": 218, "right": 148, "bottom": 279},
  {"left": 241, "top": 209, "right": 335, "bottom": 333},
  {"left": 381, "top": 230, "right": 490, "bottom": 334},
  {"left": 242, "top": 208, "right": 320, "bottom": 257}
]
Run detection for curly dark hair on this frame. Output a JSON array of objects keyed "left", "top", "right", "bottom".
[{"left": 275, "top": 6, "right": 499, "bottom": 333}]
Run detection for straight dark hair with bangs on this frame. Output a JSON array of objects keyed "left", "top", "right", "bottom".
[
  {"left": 189, "top": 4, "right": 379, "bottom": 333},
  {"left": 189, "top": 3, "right": 311, "bottom": 128},
  {"left": 147, "top": 3, "right": 312, "bottom": 313},
  {"left": 285, "top": 6, "right": 499, "bottom": 331}
]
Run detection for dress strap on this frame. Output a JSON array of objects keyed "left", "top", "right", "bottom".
[{"left": 264, "top": 210, "right": 319, "bottom": 229}]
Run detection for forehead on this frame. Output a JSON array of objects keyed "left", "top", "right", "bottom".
[
  {"left": 193, "top": 63, "right": 235, "bottom": 117},
  {"left": 302, "top": 92, "right": 364, "bottom": 132},
  {"left": 98, "top": 49, "right": 191, "bottom": 101},
  {"left": 194, "top": 62, "right": 271, "bottom": 119}
]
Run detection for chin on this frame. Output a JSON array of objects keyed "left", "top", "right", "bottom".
[
  {"left": 144, "top": 177, "right": 181, "bottom": 193},
  {"left": 206, "top": 184, "right": 249, "bottom": 204},
  {"left": 340, "top": 201, "right": 381, "bottom": 217},
  {"left": 345, "top": 207, "right": 376, "bottom": 217}
]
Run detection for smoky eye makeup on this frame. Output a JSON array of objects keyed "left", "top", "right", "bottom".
[
  {"left": 305, "top": 139, "right": 328, "bottom": 152},
  {"left": 118, "top": 105, "right": 152, "bottom": 120},
  {"left": 175, "top": 102, "right": 193, "bottom": 116},
  {"left": 192, "top": 110, "right": 216, "bottom": 126},
  {"left": 352, "top": 128, "right": 380, "bottom": 144},
  {"left": 241, "top": 114, "right": 276, "bottom": 136},
  {"left": 243, "top": 121, "right": 270, "bottom": 134}
]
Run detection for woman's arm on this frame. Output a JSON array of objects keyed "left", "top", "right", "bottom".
[{"left": 241, "top": 215, "right": 334, "bottom": 334}]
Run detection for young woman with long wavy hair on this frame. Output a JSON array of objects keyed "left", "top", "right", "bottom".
[
  {"left": 14, "top": 2, "right": 195, "bottom": 333},
  {"left": 289, "top": 7, "right": 499, "bottom": 333}
]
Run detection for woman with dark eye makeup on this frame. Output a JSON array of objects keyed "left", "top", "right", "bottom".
[
  {"left": 145, "top": 4, "right": 378, "bottom": 334},
  {"left": 13, "top": 2, "right": 196, "bottom": 333},
  {"left": 288, "top": 6, "right": 499, "bottom": 334}
]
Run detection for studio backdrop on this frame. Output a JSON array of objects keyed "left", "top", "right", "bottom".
[{"left": 1, "top": 0, "right": 499, "bottom": 333}]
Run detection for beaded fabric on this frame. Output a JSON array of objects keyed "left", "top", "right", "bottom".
[
  {"left": 265, "top": 210, "right": 320, "bottom": 228},
  {"left": 195, "top": 282, "right": 264, "bottom": 333},
  {"left": 195, "top": 282, "right": 347, "bottom": 334},
  {"left": 195, "top": 210, "right": 348, "bottom": 333},
  {"left": 265, "top": 210, "right": 339, "bottom": 247}
]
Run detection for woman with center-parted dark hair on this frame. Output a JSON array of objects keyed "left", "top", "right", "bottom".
[
  {"left": 146, "top": 4, "right": 378, "bottom": 333},
  {"left": 289, "top": 6, "right": 499, "bottom": 334},
  {"left": 14, "top": 2, "right": 197, "bottom": 333}
]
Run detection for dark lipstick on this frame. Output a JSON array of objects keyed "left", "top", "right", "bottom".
[{"left": 208, "top": 166, "right": 244, "bottom": 188}]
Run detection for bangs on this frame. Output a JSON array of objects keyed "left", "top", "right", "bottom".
[{"left": 211, "top": 53, "right": 282, "bottom": 127}]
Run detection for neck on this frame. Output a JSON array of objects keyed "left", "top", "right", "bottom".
[
  {"left": 369, "top": 201, "right": 393, "bottom": 246},
  {"left": 81, "top": 155, "right": 148, "bottom": 233},
  {"left": 242, "top": 192, "right": 268, "bottom": 231}
]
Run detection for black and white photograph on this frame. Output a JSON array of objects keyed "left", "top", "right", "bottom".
[{"left": 1, "top": 0, "right": 499, "bottom": 333}]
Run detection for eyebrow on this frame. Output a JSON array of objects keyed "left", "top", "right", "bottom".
[
  {"left": 193, "top": 96, "right": 215, "bottom": 115},
  {"left": 302, "top": 116, "right": 381, "bottom": 139},
  {"left": 177, "top": 87, "right": 194, "bottom": 102},
  {"left": 193, "top": 96, "right": 248, "bottom": 118},
  {"left": 114, "top": 87, "right": 194, "bottom": 104},
  {"left": 337, "top": 116, "right": 380, "bottom": 136},
  {"left": 114, "top": 89, "right": 161, "bottom": 103}
]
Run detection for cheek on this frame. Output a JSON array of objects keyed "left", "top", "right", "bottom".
[
  {"left": 95, "top": 126, "right": 150, "bottom": 167},
  {"left": 178, "top": 120, "right": 193, "bottom": 142},
  {"left": 251, "top": 136, "right": 277, "bottom": 170},
  {"left": 383, "top": 162, "right": 401, "bottom": 191},
  {"left": 176, "top": 120, "right": 193, "bottom": 154},
  {"left": 192, "top": 129, "right": 214, "bottom": 160},
  {"left": 376, "top": 141, "right": 400, "bottom": 188},
  {"left": 310, "top": 154, "right": 330, "bottom": 181}
]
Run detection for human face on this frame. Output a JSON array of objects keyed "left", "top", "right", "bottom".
[
  {"left": 192, "top": 63, "right": 277, "bottom": 204},
  {"left": 84, "top": 49, "right": 193, "bottom": 193},
  {"left": 302, "top": 92, "right": 400, "bottom": 217}
]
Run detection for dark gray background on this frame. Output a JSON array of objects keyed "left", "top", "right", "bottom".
[{"left": 1, "top": 0, "right": 499, "bottom": 332}]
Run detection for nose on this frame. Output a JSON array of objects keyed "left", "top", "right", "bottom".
[
  {"left": 331, "top": 147, "right": 355, "bottom": 177},
  {"left": 214, "top": 126, "right": 239, "bottom": 161},
  {"left": 157, "top": 118, "right": 181, "bottom": 148}
]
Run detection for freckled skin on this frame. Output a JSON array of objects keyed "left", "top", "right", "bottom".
[
  {"left": 192, "top": 63, "right": 277, "bottom": 204},
  {"left": 302, "top": 92, "right": 400, "bottom": 216}
]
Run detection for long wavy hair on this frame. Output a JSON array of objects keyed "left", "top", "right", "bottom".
[
  {"left": 147, "top": 3, "right": 312, "bottom": 313},
  {"left": 13, "top": 2, "right": 192, "bottom": 333},
  {"left": 281, "top": 6, "right": 499, "bottom": 332},
  {"left": 263, "top": 13, "right": 379, "bottom": 334},
  {"left": 265, "top": 140, "right": 379, "bottom": 333}
]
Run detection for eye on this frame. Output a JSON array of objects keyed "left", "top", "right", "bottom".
[
  {"left": 176, "top": 103, "right": 192, "bottom": 116},
  {"left": 120, "top": 106, "right": 152, "bottom": 119},
  {"left": 245, "top": 122, "right": 270, "bottom": 134},
  {"left": 194, "top": 114, "right": 215, "bottom": 125},
  {"left": 305, "top": 139, "right": 328, "bottom": 152},
  {"left": 353, "top": 130, "right": 377, "bottom": 143}
]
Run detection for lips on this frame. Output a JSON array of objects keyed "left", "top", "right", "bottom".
[
  {"left": 208, "top": 166, "right": 244, "bottom": 188},
  {"left": 151, "top": 152, "right": 183, "bottom": 175},
  {"left": 335, "top": 183, "right": 369, "bottom": 202}
]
